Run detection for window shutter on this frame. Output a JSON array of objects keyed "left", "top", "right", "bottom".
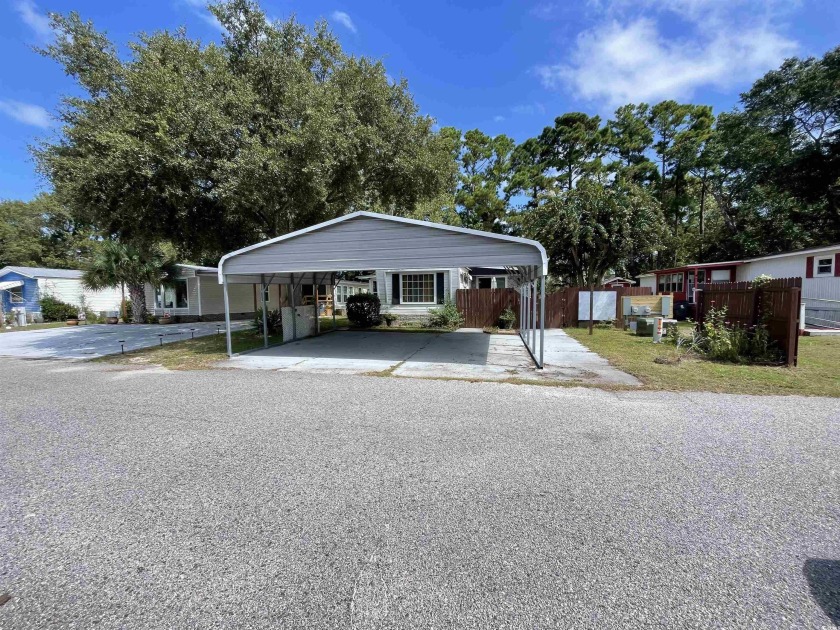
[
  {"left": 391, "top": 274, "right": 400, "bottom": 304},
  {"left": 805, "top": 256, "right": 814, "bottom": 278},
  {"left": 835, "top": 253, "right": 840, "bottom": 277},
  {"left": 436, "top": 272, "right": 445, "bottom": 304}
]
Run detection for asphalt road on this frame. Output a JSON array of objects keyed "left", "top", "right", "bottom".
[{"left": 1, "top": 358, "right": 838, "bottom": 628}]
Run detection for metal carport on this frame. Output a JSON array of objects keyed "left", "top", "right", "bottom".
[{"left": 217, "top": 211, "right": 549, "bottom": 366}]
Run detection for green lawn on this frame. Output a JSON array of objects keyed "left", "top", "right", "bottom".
[
  {"left": 1, "top": 321, "right": 68, "bottom": 333},
  {"left": 566, "top": 326, "right": 840, "bottom": 397}
]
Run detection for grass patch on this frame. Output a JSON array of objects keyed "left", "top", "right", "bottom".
[
  {"left": 98, "top": 327, "right": 283, "bottom": 370},
  {"left": 566, "top": 326, "right": 840, "bottom": 397},
  {"left": 319, "top": 316, "right": 350, "bottom": 329},
  {"left": 1, "top": 321, "right": 69, "bottom": 333}
]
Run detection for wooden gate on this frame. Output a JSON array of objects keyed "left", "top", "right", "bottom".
[{"left": 456, "top": 288, "right": 520, "bottom": 328}]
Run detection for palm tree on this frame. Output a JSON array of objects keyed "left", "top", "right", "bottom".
[{"left": 82, "top": 241, "right": 178, "bottom": 323}]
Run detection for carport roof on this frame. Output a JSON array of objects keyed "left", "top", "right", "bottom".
[{"left": 218, "top": 212, "right": 548, "bottom": 284}]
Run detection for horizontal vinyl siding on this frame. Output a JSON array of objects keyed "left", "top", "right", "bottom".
[
  {"left": 199, "top": 277, "right": 255, "bottom": 314},
  {"left": 39, "top": 278, "right": 122, "bottom": 312},
  {"left": 737, "top": 250, "right": 840, "bottom": 301},
  {"left": 224, "top": 216, "right": 543, "bottom": 274},
  {"left": 0, "top": 273, "right": 40, "bottom": 312}
]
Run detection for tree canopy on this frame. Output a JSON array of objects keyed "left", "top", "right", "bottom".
[{"left": 36, "top": 0, "right": 456, "bottom": 262}]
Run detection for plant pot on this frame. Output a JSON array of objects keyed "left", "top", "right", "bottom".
[
  {"left": 159, "top": 317, "right": 173, "bottom": 325},
  {"left": 66, "top": 319, "right": 79, "bottom": 326},
  {"left": 106, "top": 317, "right": 119, "bottom": 324}
]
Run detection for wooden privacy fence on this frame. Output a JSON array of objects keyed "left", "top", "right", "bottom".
[
  {"left": 695, "top": 277, "right": 801, "bottom": 366},
  {"left": 456, "top": 285, "right": 652, "bottom": 329},
  {"left": 456, "top": 288, "right": 520, "bottom": 328}
]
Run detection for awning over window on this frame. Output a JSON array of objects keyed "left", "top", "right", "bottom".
[{"left": 0, "top": 280, "right": 24, "bottom": 291}]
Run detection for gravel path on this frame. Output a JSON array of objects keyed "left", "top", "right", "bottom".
[{"left": 1, "top": 358, "right": 838, "bottom": 628}]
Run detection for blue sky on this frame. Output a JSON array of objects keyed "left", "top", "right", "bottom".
[{"left": 1, "top": 0, "right": 839, "bottom": 201}]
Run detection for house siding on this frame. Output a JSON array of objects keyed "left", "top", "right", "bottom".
[
  {"left": 0, "top": 272, "right": 40, "bottom": 315},
  {"left": 736, "top": 248, "right": 840, "bottom": 301},
  {"left": 38, "top": 278, "right": 122, "bottom": 313},
  {"left": 375, "top": 268, "right": 462, "bottom": 319}
]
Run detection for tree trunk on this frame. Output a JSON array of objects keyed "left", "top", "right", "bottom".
[
  {"left": 128, "top": 283, "right": 147, "bottom": 324},
  {"left": 120, "top": 282, "right": 127, "bottom": 322},
  {"left": 588, "top": 283, "right": 595, "bottom": 336}
]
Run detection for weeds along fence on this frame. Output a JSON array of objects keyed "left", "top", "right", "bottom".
[
  {"left": 456, "top": 285, "right": 652, "bottom": 329},
  {"left": 695, "top": 277, "right": 802, "bottom": 366}
]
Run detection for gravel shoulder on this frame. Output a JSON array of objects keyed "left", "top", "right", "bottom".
[{"left": 1, "top": 358, "right": 838, "bottom": 628}]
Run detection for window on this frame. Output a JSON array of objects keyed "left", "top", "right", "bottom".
[
  {"left": 158, "top": 279, "right": 188, "bottom": 309},
  {"left": 496, "top": 277, "right": 506, "bottom": 289},
  {"left": 478, "top": 277, "right": 492, "bottom": 289},
  {"left": 401, "top": 273, "right": 435, "bottom": 303},
  {"left": 710, "top": 269, "right": 731, "bottom": 282},
  {"left": 9, "top": 286, "right": 24, "bottom": 303},
  {"left": 673, "top": 273, "right": 683, "bottom": 292},
  {"left": 372, "top": 281, "right": 377, "bottom": 295},
  {"left": 816, "top": 257, "right": 834, "bottom": 275}
]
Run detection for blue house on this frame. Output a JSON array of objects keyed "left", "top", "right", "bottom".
[{"left": 0, "top": 266, "right": 123, "bottom": 322}]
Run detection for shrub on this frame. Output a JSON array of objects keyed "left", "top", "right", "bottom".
[
  {"left": 39, "top": 295, "right": 79, "bottom": 321},
  {"left": 382, "top": 313, "right": 398, "bottom": 327},
  {"left": 346, "top": 293, "right": 381, "bottom": 327},
  {"left": 498, "top": 307, "right": 516, "bottom": 329},
  {"left": 254, "top": 308, "right": 283, "bottom": 336},
  {"left": 692, "top": 305, "right": 781, "bottom": 364},
  {"left": 427, "top": 299, "right": 464, "bottom": 329}
]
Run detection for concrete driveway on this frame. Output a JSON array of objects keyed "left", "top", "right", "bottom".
[
  {"left": 1, "top": 358, "right": 838, "bottom": 628},
  {"left": 0, "top": 320, "right": 250, "bottom": 359},
  {"left": 224, "top": 328, "right": 639, "bottom": 386}
]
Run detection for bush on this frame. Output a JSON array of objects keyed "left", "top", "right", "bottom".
[
  {"left": 382, "top": 313, "right": 398, "bottom": 327},
  {"left": 692, "top": 305, "right": 781, "bottom": 364},
  {"left": 254, "top": 308, "right": 283, "bottom": 336},
  {"left": 39, "top": 295, "right": 79, "bottom": 321},
  {"left": 427, "top": 299, "right": 464, "bottom": 329},
  {"left": 346, "top": 293, "right": 381, "bottom": 327},
  {"left": 498, "top": 307, "right": 516, "bottom": 329}
]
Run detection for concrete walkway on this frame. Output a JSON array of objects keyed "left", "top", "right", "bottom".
[
  {"left": 0, "top": 320, "right": 251, "bottom": 359},
  {"left": 224, "top": 328, "right": 639, "bottom": 386}
]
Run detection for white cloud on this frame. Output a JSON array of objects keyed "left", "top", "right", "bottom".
[
  {"left": 0, "top": 100, "right": 51, "bottom": 128},
  {"left": 494, "top": 115, "right": 506, "bottom": 122},
  {"left": 330, "top": 11, "right": 356, "bottom": 34},
  {"left": 537, "top": 0, "right": 798, "bottom": 106},
  {"left": 180, "top": 0, "right": 225, "bottom": 32},
  {"left": 14, "top": 0, "right": 52, "bottom": 40}
]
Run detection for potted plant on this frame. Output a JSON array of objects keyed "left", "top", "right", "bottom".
[
  {"left": 66, "top": 317, "right": 79, "bottom": 326},
  {"left": 158, "top": 310, "right": 173, "bottom": 325},
  {"left": 106, "top": 310, "right": 119, "bottom": 324},
  {"left": 383, "top": 313, "right": 398, "bottom": 328}
]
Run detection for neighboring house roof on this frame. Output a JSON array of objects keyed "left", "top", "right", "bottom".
[
  {"left": 602, "top": 276, "right": 634, "bottom": 284},
  {"left": 0, "top": 266, "right": 83, "bottom": 280},
  {"left": 637, "top": 243, "right": 840, "bottom": 278},
  {"left": 176, "top": 263, "right": 218, "bottom": 273}
]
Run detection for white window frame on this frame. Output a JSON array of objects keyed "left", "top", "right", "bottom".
[
  {"left": 399, "top": 272, "right": 437, "bottom": 305},
  {"left": 9, "top": 285, "right": 24, "bottom": 303},
  {"left": 815, "top": 256, "right": 834, "bottom": 276},
  {"left": 157, "top": 278, "right": 189, "bottom": 310}
]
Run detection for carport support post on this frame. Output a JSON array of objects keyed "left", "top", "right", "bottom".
[
  {"left": 332, "top": 275, "right": 337, "bottom": 330},
  {"left": 315, "top": 274, "right": 320, "bottom": 336},
  {"left": 539, "top": 273, "right": 545, "bottom": 368},
  {"left": 531, "top": 270, "right": 537, "bottom": 352},
  {"left": 223, "top": 274, "right": 233, "bottom": 357},
  {"left": 260, "top": 274, "right": 268, "bottom": 348},
  {"left": 290, "top": 273, "right": 297, "bottom": 341}
]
